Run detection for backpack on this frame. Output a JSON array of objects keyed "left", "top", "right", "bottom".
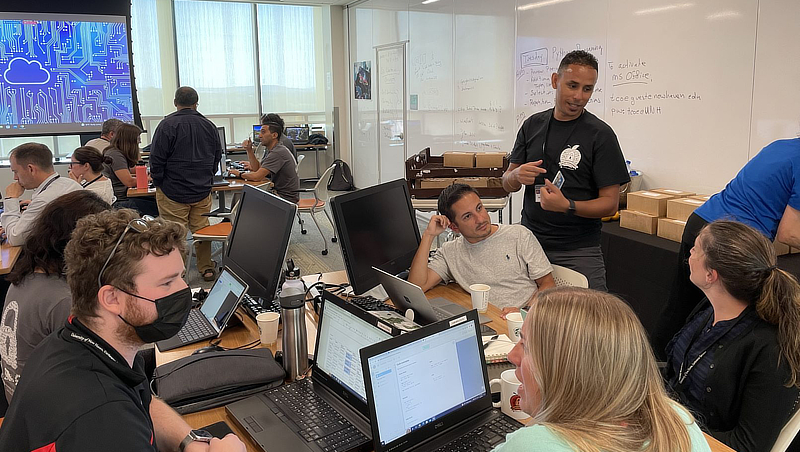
[{"left": 328, "top": 159, "right": 355, "bottom": 191}]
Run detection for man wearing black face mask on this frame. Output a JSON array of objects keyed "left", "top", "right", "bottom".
[{"left": 0, "top": 209, "right": 245, "bottom": 452}]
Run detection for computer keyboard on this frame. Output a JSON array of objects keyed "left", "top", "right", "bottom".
[
  {"left": 347, "top": 295, "right": 398, "bottom": 313},
  {"left": 264, "top": 379, "right": 369, "bottom": 452},
  {"left": 176, "top": 309, "right": 217, "bottom": 343},
  {"left": 241, "top": 294, "right": 280, "bottom": 319},
  {"left": 433, "top": 415, "right": 519, "bottom": 452}
]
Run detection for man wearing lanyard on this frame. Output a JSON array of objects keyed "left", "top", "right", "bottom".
[
  {"left": 1, "top": 143, "right": 82, "bottom": 246},
  {"left": 502, "top": 50, "right": 629, "bottom": 291}
]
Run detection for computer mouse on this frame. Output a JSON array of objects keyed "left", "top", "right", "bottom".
[{"left": 192, "top": 344, "right": 225, "bottom": 355}]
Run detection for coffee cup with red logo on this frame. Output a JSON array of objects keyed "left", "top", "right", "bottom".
[{"left": 490, "top": 369, "right": 528, "bottom": 420}]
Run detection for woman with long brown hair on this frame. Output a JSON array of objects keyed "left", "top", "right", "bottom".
[
  {"left": 102, "top": 123, "right": 158, "bottom": 216},
  {"left": 495, "top": 287, "right": 709, "bottom": 452},
  {"left": 665, "top": 220, "right": 800, "bottom": 452}
]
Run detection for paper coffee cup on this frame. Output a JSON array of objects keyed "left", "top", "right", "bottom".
[
  {"left": 256, "top": 312, "right": 280, "bottom": 349},
  {"left": 469, "top": 284, "right": 490, "bottom": 313},
  {"left": 506, "top": 312, "right": 524, "bottom": 343}
]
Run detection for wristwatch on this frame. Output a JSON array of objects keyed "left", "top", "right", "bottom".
[
  {"left": 566, "top": 198, "right": 576, "bottom": 216},
  {"left": 179, "top": 429, "right": 213, "bottom": 451}
]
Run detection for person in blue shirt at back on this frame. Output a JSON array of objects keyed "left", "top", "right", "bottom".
[{"left": 654, "top": 137, "right": 800, "bottom": 356}]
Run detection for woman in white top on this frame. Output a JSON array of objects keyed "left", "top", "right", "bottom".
[{"left": 68, "top": 146, "right": 115, "bottom": 204}]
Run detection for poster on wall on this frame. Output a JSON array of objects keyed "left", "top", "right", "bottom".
[{"left": 354, "top": 61, "right": 371, "bottom": 99}]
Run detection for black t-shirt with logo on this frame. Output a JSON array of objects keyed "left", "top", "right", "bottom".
[{"left": 510, "top": 109, "right": 629, "bottom": 251}]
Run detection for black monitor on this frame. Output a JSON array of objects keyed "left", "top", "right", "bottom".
[
  {"left": 285, "top": 125, "right": 310, "bottom": 144},
  {"left": 216, "top": 127, "right": 227, "bottom": 175},
  {"left": 330, "top": 179, "right": 421, "bottom": 296},
  {"left": 225, "top": 185, "right": 297, "bottom": 302}
]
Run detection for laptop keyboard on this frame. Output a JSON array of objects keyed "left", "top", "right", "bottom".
[
  {"left": 348, "top": 295, "right": 400, "bottom": 313},
  {"left": 432, "top": 415, "right": 520, "bottom": 452},
  {"left": 176, "top": 309, "right": 216, "bottom": 343},
  {"left": 263, "top": 379, "right": 368, "bottom": 452}
]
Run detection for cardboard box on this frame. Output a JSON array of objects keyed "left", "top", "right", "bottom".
[
  {"left": 775, "top": 241, "right": 791, "bottom": 256},
  {"left": 474, "top": 152, "right": 506, "bottom": 168},
  {"left": 658, "top": 218, "right": 687, "bottom": 242},
  {"left": 620, "top": 210, "right": 659, "bottom": 235},
  {"left": 626, "top": 191, "right": 676, "bottom": 217},
  {"left": 455, "top": 177, "right": 488, "bottom": 188},
  {"left": 652, "top": 188, "right": 696, "bottom": 198},
  {"left": 666, "top": 198, "right": 706, "bottom": 222},
  {"left": 690, "top": 194, "right": 712, "bottom": 202},
  {"left": 420, "top": 178, "right": 457, "bottom": 189},
  {"left": 443, "top": 151, "right": 475, "bottom": 168}
]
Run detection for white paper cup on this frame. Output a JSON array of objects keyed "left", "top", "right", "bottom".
[
  {"left": 489, "top": 369, "right": 528, "bottom": 420},
  {"left": 506, "top": 312, "right": 524, "bottom": 343},
  {"left": 256, "top": 312, "right": 280, "bottom": 349},
  {"left": 469, "top": 284, "right": 490, "bottom": 313}
]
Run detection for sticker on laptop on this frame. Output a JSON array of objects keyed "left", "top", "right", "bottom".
[{"left": 449, "top": 315, "right": 468, "bottom": 327}]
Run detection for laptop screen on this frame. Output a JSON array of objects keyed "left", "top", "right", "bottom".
[
  {"left": 316, "top": 298, "right": 392, "bottom": 403},
  {"left": 200, "top": 268, "right": 247, "bottom": 331},
  {"left": 366, "top": 319, "right": 486, "bottom": 447},
  {"left": 285, "top": 126, "right": 309, "bottom": 143}
]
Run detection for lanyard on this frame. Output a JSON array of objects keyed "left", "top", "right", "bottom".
[
  {"left": 541, "top": 110, "right": 583, "bottom": 177},
  {"left": 677, "top": 307, "right": 750, "bottom": 385},
  {"left": 82, "top": 174, "right": 103, "bottom": 188},
  {"left": 38, "top": 174, "right": 60, "bottom": 194}
]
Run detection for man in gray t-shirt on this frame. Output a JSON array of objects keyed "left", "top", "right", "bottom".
[
  {"left": 408, "top": 184, "right": 555, "bottom": 313},
  {"left": 229, "top": 113, "right": 300, "bottom": 203}
]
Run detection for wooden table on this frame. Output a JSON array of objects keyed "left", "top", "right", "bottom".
[
  {"left": 0, "top": 242, "right": 22, "bottom": 275},
  {"left": 163, "top": 271, "right": 734, "bottom": 452}
]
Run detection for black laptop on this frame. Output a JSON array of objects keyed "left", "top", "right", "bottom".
[
  {"left": 225, "top": 290, "right": 400, "bottom": 452},
  {"left": 360, "top": 310, "right": 521, "bottom": 452},
  {"left": 156, "top": 266, "right": 248, "bottom": 352}
]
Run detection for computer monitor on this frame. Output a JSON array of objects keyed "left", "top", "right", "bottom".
[
  {"left": 216, "top": 126, "right": 227, "bottom": 175},
  {"left": 225, "top": 185, "right": 297, "bottom": 301},
  {"left": 285, "top": 125, "right": 310, "bottom": 144},
  {"left": 330, "top": 179, "right": 421, "bottom": 296}
]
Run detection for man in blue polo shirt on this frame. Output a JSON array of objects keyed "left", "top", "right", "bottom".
[{"left": 654, "top": 137, "right": 800, "bottom": 354}]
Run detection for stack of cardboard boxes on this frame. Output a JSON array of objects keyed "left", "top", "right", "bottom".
[
  {"left": 621, "top": 189, "right": 709, "bottom": 240},
  {"left": 419, "top": 151, "right": 506, "bottom": 189}
]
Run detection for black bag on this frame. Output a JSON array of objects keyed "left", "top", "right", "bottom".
[
  {"left": 308, "top": 133, "right": 328, "bottom": 145},
  {"left": 151, "top": 348, "right": 285, "bottom": 414},
  {"left": 328, "top": 159, "right": 355, "bottom": 191}
]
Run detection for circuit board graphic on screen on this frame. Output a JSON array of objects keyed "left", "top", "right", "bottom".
[{"left": 0, "top": 13, "right": 135, "bottom": 136}]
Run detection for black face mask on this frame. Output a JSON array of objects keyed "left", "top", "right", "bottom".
[{"left": 118, "top": 286, "right": 193, "bottom": 343}]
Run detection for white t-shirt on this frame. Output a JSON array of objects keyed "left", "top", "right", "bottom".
[
  {"left": 428, "top": 224, "right": 553, "bottom": 309},
  {"left": 82, "top": 177, "right": 115, "bottom": 205}
]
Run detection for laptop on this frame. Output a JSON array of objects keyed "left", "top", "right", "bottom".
[
  {"left": 285, "top": 125, "right": 310, "bottom": 145},
  {"left": 360, "top": 310, "right": 521, "bottom": 452},
  {"left": 226, "top": 290, "right": 400, "bottom": 452},
  {"left": 156, "top": 267, "right": 248, "bottom": 352},
  {"left": 372, "top": 266, "right": 491, "bottom": 325}
]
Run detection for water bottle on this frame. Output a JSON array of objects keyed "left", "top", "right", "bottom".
[
  {"left": 280, "top": 260, "right": 307, "bottom": 381},
  {"left": 135, "top": 161, "right": 148, "bottom": 189}
]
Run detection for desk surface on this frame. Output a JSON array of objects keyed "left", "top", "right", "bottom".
[
  {"left": 127, "top": 180, "right": 270, "bottom": 198},
  {"left": 0, "top": 242, "right": 21, "bottom": 275},
  {"left": 166, "top": 271, "right": 734, "bottom": 452}
]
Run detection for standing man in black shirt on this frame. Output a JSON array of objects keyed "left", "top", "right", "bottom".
[
  {"left": 149, "top": 86, "right": 222, "bottom": 281},
  {"left": 502, "top": 50, "right": 629, "bottom": 290},
  {"left": 0, "top": 209, "right": 245, "bottom": 452}
]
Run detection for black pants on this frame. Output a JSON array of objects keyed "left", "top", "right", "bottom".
[{"left": 652, "top": 212, "right": 707, "bottom": 359}]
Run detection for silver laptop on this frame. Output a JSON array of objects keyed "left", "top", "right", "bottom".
[
  {"left": 372, "top": 266, "right": 491, "bottom": 324},
  {"left": 156, "top": 266, "right": 248, "bottom": 352}
]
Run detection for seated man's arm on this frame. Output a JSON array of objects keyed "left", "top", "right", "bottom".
[
  {"left": 540, "top": 181, "right": 620, "bottom": 218},
  {"left": 239, "top": 167, "right": 269, "bottom": 182},
  {"left": 3, "top": 183, "right": 42, "bottom": 246},
  {"left": 534, "top": 273, "right": 556, "bottom": 291},
  {"left": 408, "top": 215, "right": 448, "bottom": 292},
  {"left": 776, "top": 205, "right": 800, "bottom": 248},
  {"left": 151, "top": 397, "right": 245, "bottom": 452}
]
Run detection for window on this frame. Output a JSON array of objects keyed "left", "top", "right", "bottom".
[
  {"left": 257, "top": 5, "right": 322, "bottom": 113},
  {"left": 174, "top": 0, "right": 258, "bottom": 115},
  {"left": 131, "top": 0, "right": 165, "bottom": 117}
]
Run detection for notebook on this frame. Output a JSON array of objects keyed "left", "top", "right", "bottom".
[{"left": 482, "top": 334, "right": 515, "bottom": 364}]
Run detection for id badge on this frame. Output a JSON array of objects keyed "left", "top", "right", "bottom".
[{"left": 535, "top": 184, "right": 544, "bottom": 203}]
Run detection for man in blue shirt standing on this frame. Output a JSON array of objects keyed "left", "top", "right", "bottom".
[
  {"left": 654, "top": 137, "right": 800, "bottom": 355},
  {"left": 149, "top": 86, "right": 222, "bottom": 281}
]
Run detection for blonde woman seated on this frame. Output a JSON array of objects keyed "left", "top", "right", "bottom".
[
  {"left": 495, "top": 287, "right": 710, "bottom": 452},
  {"left": 665, "top": 220, "right": 800, "bottom": 452}
]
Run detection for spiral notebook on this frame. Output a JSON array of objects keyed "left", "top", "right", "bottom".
[{"left": 482, "top": 334, "right": 515, "bottom": 363}]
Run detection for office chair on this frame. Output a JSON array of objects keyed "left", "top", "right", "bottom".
[
  {"left": 296, "top": 164, "right": 337, "bottom": 255},
  {"left": 186, "top": 200, "right": 240, "bottom": 281},
  {"left": 770, "top": 398, "right": 800, "bottom": 452},
  {"left": 551, "top": 265, "right": 589, "bottom": 288}
]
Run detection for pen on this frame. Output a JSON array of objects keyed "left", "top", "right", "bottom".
[{"left": 482, "top": 335, "right": 499, "bottom": 349}]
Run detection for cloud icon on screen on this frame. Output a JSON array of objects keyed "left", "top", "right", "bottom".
[{"left": 3, "top": 58, "right": 51, "bottom": 85}]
